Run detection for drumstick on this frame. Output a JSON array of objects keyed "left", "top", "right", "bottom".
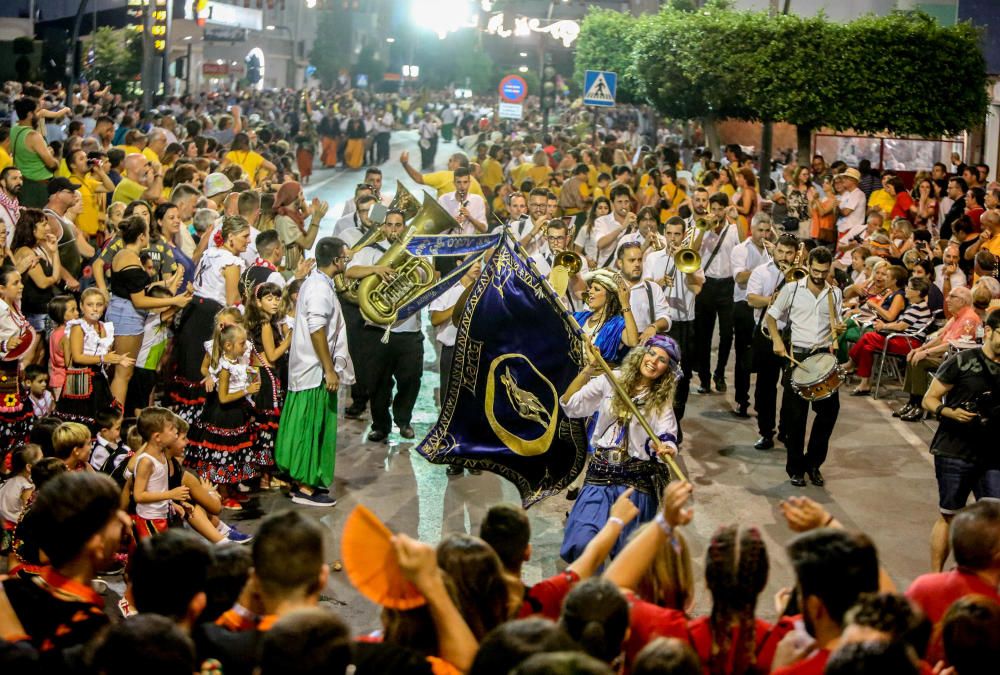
[{"left": 783, "top": 353, "right": 804, "bottom": 368}]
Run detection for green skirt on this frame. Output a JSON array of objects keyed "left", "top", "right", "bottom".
[{"left": 275, "top": 386, "right": 338, "bottom": 489}]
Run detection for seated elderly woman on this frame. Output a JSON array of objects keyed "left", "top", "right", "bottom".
[
  {"left": 845, "top": 276, "right": 934, "bottom": 396},
  {"left": 896, "top": 286, "right": 981, "bottom": 421}
]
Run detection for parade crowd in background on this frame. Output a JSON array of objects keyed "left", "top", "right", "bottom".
[{"left": 0, "top": 76, "right": 998, "bottom": 675}]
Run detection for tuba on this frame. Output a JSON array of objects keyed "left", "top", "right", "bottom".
[
  {"left": 334, "top": 225, "right": 385, "bottom": 302},
  {"left": 388, "top": 181, "right": 421, "bottom": 221},
  {"left": 357, "top": 192, "right": 459, "bottom": 325}
]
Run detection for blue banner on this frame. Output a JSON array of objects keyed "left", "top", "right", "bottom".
[
  {"left": 394, "top": 252, "right": 482, "bottom": 323},
  {"left": 416, "top": 232, "right": 589, "bottom": 508},
  {"left": 405, "top": 232, "right": 502, "bottom": 257}
]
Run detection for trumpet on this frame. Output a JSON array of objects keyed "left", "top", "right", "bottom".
[{"left": 548, "top": 250, "right": 583, "bottom": 297}]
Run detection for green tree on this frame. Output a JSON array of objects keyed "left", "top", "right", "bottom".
[
  {"left": 574, "top": 8, "right": 650, "bottom": 104},
  {"left": 310, "top": 10, "right": 348, "bottom": 88},
  {"left": 86, "top": 27, "right": 141, "bottom": 95}
]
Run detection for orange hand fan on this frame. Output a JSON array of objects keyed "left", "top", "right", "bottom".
[{"left": 340, "top": 504, "right": 427, "bottom": 610}]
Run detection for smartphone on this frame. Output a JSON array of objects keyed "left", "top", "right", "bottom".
[{"left": 369, "top": 202, "right": 388, "bottom": 224}]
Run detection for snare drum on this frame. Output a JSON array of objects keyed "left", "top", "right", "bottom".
[{"left": 790, "top": 352, "right": 845, "bottom": 401}]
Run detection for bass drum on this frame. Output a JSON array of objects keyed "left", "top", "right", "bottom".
[{"left": 790, "top": 352, "right": 845, "bottom": 401}]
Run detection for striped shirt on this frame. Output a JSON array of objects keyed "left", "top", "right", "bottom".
[{"left": 896, "top": 301, "right": 934, "bottom": 338}]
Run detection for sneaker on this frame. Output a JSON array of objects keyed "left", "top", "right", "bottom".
[
  {"left": 226, "top": 528, "right": 254, "bottom": 544},
  {"left": 291, "top": 490, "right": 338, "bottom": 507},
  {"left": 222, "top": 498, "right": 243, "bottom": 510}
]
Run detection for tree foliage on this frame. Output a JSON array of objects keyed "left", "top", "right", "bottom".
[
  {"left": 578, "top": 7, "right": 988, "bottom": 139},
  {"left": 310, "top": 10, "right": 349, "bottom": 89},
  {"left": 89, "top": 27, "right": 141, "bottom": 95}
]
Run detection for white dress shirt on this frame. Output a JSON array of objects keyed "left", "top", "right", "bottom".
[
  {"left": 287, "top": 270, "right": 355, "bottom": 392},
  {"left": 642, "top": 249, "right": 700, "bottom": 323},
  {"left": 628, "top": 280, "right": 671, "bottom": 333},
  {"left": 347, "top": 245, "right": 422, "bottom": 333},
  {"left": 730, "top": 238, "right": 771, "bottom": 302},
  {"left": 699, "top": 222, "right": 740, "bottom": 279},
  {"left": 766, "top": 278, "right": 843, "bottom": 351},
  {"left": 439, "top": 191, "right": 487, "bottom": 235},
  {"left": 428, "top": 281, "right": 466, "bottom": 347},
  {"left": 746, "top": 261, "right": 785, "bottom": 326},
  {"left": 592, "top": 213, "right": 634, "bottom": 266},
  {"left": 530, "top": 244, "right": 589, "bottom": 313}
]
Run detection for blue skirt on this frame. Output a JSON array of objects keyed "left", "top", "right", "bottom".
[{"left": 560, "top": 483, "right": 658, "bottom": 563}]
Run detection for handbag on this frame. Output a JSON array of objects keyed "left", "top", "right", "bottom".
[{"left": 62, "top": 343, "right": 93, "bottom": 399}]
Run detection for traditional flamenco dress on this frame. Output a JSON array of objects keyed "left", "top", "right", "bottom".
[
  {"left": 184, "top": 354, "right": 259, "bottom": 486},
  {"left": 248, "top": 322, "right": 285, "bottom": 474},
  {"left": 0, "top": 298, "right": 35, "bottom": 445}
]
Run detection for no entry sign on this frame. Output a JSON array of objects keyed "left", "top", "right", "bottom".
[{"left": 498, "top": 75, "right": 528, "bottom": 104}]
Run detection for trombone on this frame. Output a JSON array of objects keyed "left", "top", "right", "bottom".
[{"left": 781, "top": 242, "right": 807, "bottom": 283}]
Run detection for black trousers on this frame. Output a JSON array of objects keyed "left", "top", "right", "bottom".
[
  {"left": 439, "top": 343, "right": 454, "bottom": 407},
  {"left": 779, "top": 347, "right": 840, "bottom": 476},
  {"left": 366, "top": 328, "right": 424, "bottom": 434},
  {"left": 375, "top": 132, "right": 391, "bottom": 163},
  {"left": 339, "top": 295, "right": 369, "bottom": 409},
  {"left": 420, "top": 137, "right": 437, "bottom": 171},
  {"left": 751, "top": 329, "right": 784, "bottom": 438},
  {"left": 694, "top": 277, "right": 735, "bottom": 386},
  {"left": 733, "top": 300, "right": 755, "bottom": 408},
  {"left": 667, "top": 319, "right": 695, "bottom": 422}
]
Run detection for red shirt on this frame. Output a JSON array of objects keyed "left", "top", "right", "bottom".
[
  {"left": 622, "top": 592, "right": 689, "bottom": 667},
  {"left": 686, "top": 615, "right": 795, "bottom": 674},
  {"left": 906, "top": 568, "right": 1000, "bottom": 663},
  {"left": 517, "top": 570, "right": 580, "bottom": 620},
  {"left": 891, "top": 192, "right": 914, "bottom": 220},
  {"left": 771, "top": 648, "right": 830, "bottom": 675}
]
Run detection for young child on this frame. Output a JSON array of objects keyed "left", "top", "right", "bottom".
[
  {"left": 47, "top": 294, "right": 78, "bottom": 400},
  {"left": 132, "top": 406, "right": 188, "bottom": 540},
  {"left": 90, "top": 407, "right": 131, "bottom": 482},
  {"left": 165, "top": 414, "right": 252, "bottom": 544},
  {"left": 124, "top": 285, "right": 180, "bottom": 418},
  {"left": 167, "top": 306, "right": 243, "bottom": 425},
  {"left": 55, "top": 287, "right": 134, "bottom": 432},
  {"left": 52, "top": 421, "right": 96, "bottom": 471},
  {"left": 185, "top": 323, "right": 260, "bottom": 508},
  {"left": 243, "top": 282, "right": 291, "bottom": 487},
  {"left": 24, "top": 364, "right": 54, "bottom": 418},
  {"left": 0, "top": 444, "right": 42, "bottom": 564}
]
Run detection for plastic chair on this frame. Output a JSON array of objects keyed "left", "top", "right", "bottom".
[{"left": 872, "top": 332, "right": 920, "bottom": 400}]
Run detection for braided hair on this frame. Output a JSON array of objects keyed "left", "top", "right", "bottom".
[{"left": 704, "top": 525, "right": 769, "bottom": 675}]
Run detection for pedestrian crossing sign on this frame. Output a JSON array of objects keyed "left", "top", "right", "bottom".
[{"left": 583, "top": 70, "right": 617, "bottom": 107}]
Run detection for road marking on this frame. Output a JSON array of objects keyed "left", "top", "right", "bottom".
[{"left": 865, "top": 396, "right": 934, "bottom": 467}]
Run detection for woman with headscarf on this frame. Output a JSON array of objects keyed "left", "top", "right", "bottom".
[
  {"left": 273, "top": 181, "right": 328, "bottom": 272},
  {"left": 559, "top": 335, "right": 682, "bottom": 563}
]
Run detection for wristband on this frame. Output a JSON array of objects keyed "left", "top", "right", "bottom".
[
  {"left": 622, "top": 307, "right": 632, "bottom": 313},
  {"left": 608, "top": 516, "right": 625, "bottom": 528},
  {"left": 934, "top": 403, "right": 947, "bottom": 420},
  {"left": 653, "top": 512, "right": 673, "bottom": 537}
]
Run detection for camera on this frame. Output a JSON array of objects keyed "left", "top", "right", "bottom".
[{"left": 957, "top": 391, "right": 1000, "bottom": 427}]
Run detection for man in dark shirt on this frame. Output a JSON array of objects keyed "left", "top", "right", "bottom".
[
  {"left": 923, "top": 308, "right": 1000, "bottom": 571},
  {"left": 2, "top": 473, "right": 127, "bottom": 670},
  {"left": 940, "top": 177, "right": 968, "bottom": 240}
]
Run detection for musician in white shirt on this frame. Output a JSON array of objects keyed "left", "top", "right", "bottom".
[
  {"left": 515, "top": 187, "right": 553, "bottom": 256},
  {"left": 617, "top": 241, "right": 670, "bottom": 340},
  {"left": 693, "top": 193, "right": 741, "bottom": 394},
  {"left": 341, "top": 168, "right": 390, "bottom": 216},
  {"left": 592, "top": 185, "right": 639, "bottom": 267},
  {"left": 335, "top": 193, "right": 379, "bottom": 249},
  {"left": 730, "top": 214, "right": 775, "bottom": 417},
  {"left": 438, "top": 167, "right": 487, "bottom": 235},
  {"left": 765, "top": 246, "right": 843, "bottom": 488},
  {"left": 746, "top": 234, "right": 799, "bottom": 450},
  {"left": 333, "top": 183, "right": 376, "bottom": 233},
  {"left": 644, "top": 217, "right": 704, "bottom": 430},
  {"left": 531, "top": 220, "right": 588, "bottom": 313}
]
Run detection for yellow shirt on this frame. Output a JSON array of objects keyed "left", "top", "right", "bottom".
[
  {"left": 225, "top": 150, "right": 265, "bottom": 187},
  {"left": 0, "top": 146, "right": 10, "bottom": 172},
  {"left": 423, "top": 171, "right": 484, "bottom": 198},
  {"left": 527, "top": 165, "right": 552, "bottom": 187},
  {"left": 481, "top": 158, "right": 504, "bottom": 191},
  {"left": 868, "top": 189, "right": 895, "bottom": 222},
  {"left": 118, "top": 145, "right": 141, "bottom": 156},
  {"left": 721, "top": 184, "right": 736, "bottom": 198},
  {"left": 511, "top": 163, "right": 532, "bottom": 188},
  {"left": 985, "top": 233, "right": 1000, "bottom": 258},
  {"left": 55, "top": 158, "right": 70, "bottom": 178},
  {"left": 69, "top": 173, "right": 105, "bottom": 236},
  {"left": 587, "top": 165, "right": 598, "bottom": 188},
  {"left": 142, "top": 147, "right": 160, "bottom": 165},
  {"left": 593, "top": 186, "right": 607, "bottom": 201},
  {"left": 660, "top": 184, "right": 687, "bottom": 222},
  {"left": 112, "top": 176, "right": 146, "bottom": 204}
]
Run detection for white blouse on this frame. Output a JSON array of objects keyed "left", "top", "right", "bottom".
[
  {"left": 194, "top": 247, "right": 245, "bottom": 305},
  {"left": 209, "top": 355, "right": 252, "bottom": 400},
  {"left": 561, "top": 373, "right": 678, "bottom": 462},
  {"left": 68, "top": 319, "right": 114, "bottom": 357},
  {"left": 0, "top": 299, "right": 31, "bottom": 356}
]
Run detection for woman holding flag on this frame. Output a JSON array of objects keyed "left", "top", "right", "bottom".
[
  {"left": 573, "top": 268, "right": 638, "bottom": 365},
  {"left": 559, "top": 335, "right": 681, "bottom": 563}
]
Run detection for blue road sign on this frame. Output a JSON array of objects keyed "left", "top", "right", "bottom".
[
  {"left": 583, "top": 70, "right": 617, "bottom": 107},
  {"left": 499, "top": 74, "right": 528, "bottom": 103}
]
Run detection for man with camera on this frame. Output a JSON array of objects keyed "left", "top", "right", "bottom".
[{"left": 923, "top": 309, "right": 1000, "bottom": 572}]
